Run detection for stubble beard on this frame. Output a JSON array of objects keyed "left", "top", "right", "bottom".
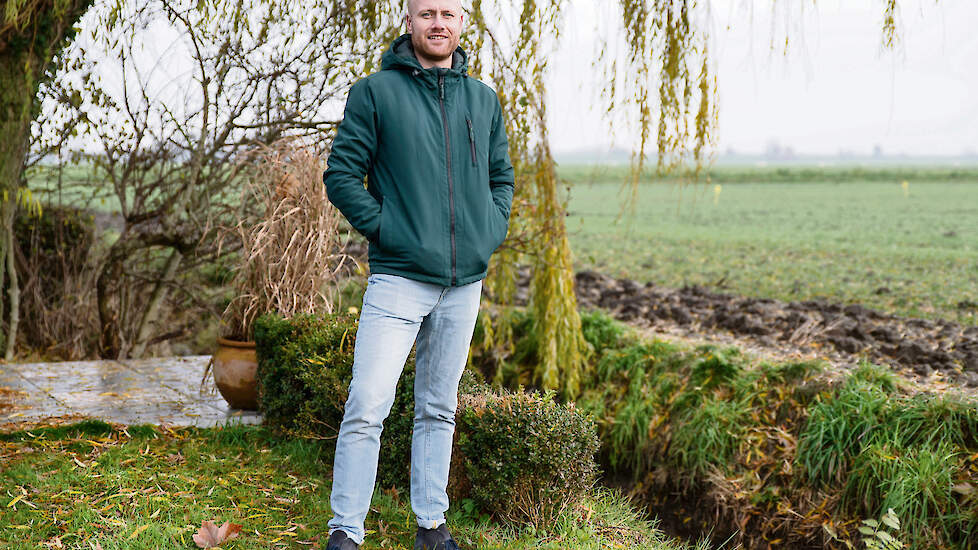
[{"left": 411, "top": 34, "right": 458, "bottom": 68}]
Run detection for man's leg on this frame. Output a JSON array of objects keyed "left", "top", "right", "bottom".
[
  {"left": 328, "top": 274, "right": 442, "bottom": 545},
  {"left": 411, "top": 278, "right": 483, "bottom": 529}
]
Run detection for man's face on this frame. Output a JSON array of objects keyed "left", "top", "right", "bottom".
[{"left": 405, "top": 0, "right": 464, "bottom": 69}]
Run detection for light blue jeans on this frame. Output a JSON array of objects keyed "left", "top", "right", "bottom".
[{"left": 327, "top": 273, "right": 483, "bottom": 545}]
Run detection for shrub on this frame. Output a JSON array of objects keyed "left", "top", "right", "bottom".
[
  {"left": 253, "top": 312, "right": 421, "bottom": 488},
  {"left": 11, "top": 204, "right": 98, "bottom": 358},
  {"left": 478, "top": 305, "right": 978, "bottom": 548},
  {"left": 254, "top": 312, "right": 600, "bottom": 526},
  {"left": 455, "top": 389, "right": 600, "bottom": 528}
]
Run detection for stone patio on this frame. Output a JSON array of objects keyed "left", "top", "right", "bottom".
[{"left": 0, "top": 356, "right": 263, "bottom": 429}]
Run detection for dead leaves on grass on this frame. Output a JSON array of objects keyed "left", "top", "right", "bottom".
[
  {"left": 193, "top": 519, "right": 243, "bottom": 548},
  {"left": 1, "top": 423, "right": 329, "bottom": 548}
]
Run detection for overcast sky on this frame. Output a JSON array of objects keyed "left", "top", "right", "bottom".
[
  {"left": 77, "top": 0, "right": 977, "bottom": 159},
  {"left": 547, "top": 0, "right": 978, "bottom": 156}
]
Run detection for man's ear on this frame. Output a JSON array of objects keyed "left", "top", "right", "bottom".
[{"left": 405, "top": 14, "right": 412, "bottom": 33}]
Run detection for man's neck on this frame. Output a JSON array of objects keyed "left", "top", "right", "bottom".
[{"left": 417, "top": 56, "right": 452, "bottom": 70}]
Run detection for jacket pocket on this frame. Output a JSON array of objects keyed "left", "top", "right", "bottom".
[
  {"left": 488, "top": 202, "right": 508, "bottom": 252},
  {"left": 378, "top": 198, "right": 392, "bottom": 250},
  {"left": 466, "top": 117, "right": 477, "bottom": 167}
]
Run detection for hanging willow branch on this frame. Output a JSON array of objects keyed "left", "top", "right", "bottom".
[{"left": 881, "top": 0, "right": 901, "bottom": 49}]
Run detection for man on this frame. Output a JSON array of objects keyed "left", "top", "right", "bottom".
[{"left": 321, "top": 0, "right": 514, "bottom": 548}]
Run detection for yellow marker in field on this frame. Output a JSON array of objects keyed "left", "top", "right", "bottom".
[
  {"left": 902, "top": 180, "right": 909, "bottom": 198},
  {"left": 713, "top": 184, "right": 722, "bottom": 205}
]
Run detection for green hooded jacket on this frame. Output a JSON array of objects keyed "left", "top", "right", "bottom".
[{"left": 323, "top": 34, "right": 515, "bottom": 287}]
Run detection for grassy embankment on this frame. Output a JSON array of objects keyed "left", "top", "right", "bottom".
[
  {"left": 0, "top": 420, "right": 702, "bottom": 550},
  {"left": 472, "top": 308, "right": 978, "bottom": 549},
  {"left": 558, "top": 165, "right": 978, "bottom": 326}
]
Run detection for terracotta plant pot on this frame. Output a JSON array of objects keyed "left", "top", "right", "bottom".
[{"left": 212, "top": 337, "right": 259, "bottom": 410}]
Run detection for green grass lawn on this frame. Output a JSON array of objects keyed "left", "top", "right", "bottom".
[
  {"left": 0, "top": 420, "right": 699, "bottom": 550},
  {"left": 559, "top": 165, "right": 978, "bottom": 325}
]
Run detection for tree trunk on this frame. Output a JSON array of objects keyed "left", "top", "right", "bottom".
[
  {"left": 3, "top": 198, "right": 20, "bottom": 359},
  {"left": 0, "top": 55, "right": 36, "bottom": 360},
  {"left": 96, "top": 243, "right": 126, "bottom": 359},
  {"left": 127, "top": 248, "right": 183, "bottom": 359}
]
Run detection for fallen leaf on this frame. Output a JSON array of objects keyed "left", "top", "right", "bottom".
[
  {"left": 952, "top": 482, "right": 975, "bottom": 496},
  {"left": 129, "top": 524, "right": 150, "bottom": 539},
  {"left": 192, "top": 520, "right": 242, "bottom": 548}
]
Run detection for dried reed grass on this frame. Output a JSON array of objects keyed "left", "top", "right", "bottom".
[{"left": 217, "top": 138, "right": 349, "bottom": 341}]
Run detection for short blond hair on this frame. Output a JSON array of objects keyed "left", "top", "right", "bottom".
[{"left": 405, "top": 0, "right": 463, "bottom": 16}]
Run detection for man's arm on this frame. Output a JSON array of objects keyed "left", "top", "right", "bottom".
[
  {"left": 488, "top": 96, "right": 515, "bottom": 219},
  {"left": 323, "top": 79, "right": 382, "bottom": 242}
]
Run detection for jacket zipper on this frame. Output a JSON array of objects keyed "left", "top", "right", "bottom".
[
  {"left": 439, "top": 74, "right": 457, "bottom": 286},
  {"left": 466, "top": 117, "right": 476, "bottom": 166}
]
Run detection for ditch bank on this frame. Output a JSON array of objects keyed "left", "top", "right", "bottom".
[{"left": 471, "top": 307, "right": 978, "bottom": 550}]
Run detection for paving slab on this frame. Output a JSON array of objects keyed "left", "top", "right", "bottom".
[
  {"left": 116, "top": 356, "right": 220, "bottom": 396},
  {"left": 0, "top": 363, "right": 71, "bottom": 421},
  {"left": 0, "top": 356, "right": 262, "bottom": 430}
]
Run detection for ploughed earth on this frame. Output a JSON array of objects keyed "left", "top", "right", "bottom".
[{"left": 506, "top": 267, "right": 978, "bottom": 390}]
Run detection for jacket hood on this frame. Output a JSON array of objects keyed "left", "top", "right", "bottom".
[{"left": 381, "top": 33, "right": 468, "bottom": 75}]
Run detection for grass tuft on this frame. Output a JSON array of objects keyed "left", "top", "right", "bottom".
[
  {"left": 845, "top": 440, "right": 967, "bottom": 548},
  {"left": 689, "top": 348, "right": 743, "bottom": 390},
  {"left": 797, "top": 378, "right": 891, "bottom": 487},
  {"left": 850, "top": 362, "right": 901, "bottom": 393},
  {"left": 669, "top": 397, "right": 746, "bottom": 480}
]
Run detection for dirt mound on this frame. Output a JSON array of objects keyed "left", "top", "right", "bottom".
[{"left": 512, "top": 268, "right": 978, "bottom": 388}]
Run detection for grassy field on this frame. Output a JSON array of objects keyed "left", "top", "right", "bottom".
[
  {"left": 24, "top": 163, "right": 978, "bottom": 328},
  {"left": 558, "top": 165, "right": 978, "bottom": 325}
]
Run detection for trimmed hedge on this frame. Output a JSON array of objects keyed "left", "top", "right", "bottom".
[
  {"left": 253, "top": 312, "right": 599, "bottom": 526},
  {"left": 456, "top": 389, "right": 599, "bottom": 526}
]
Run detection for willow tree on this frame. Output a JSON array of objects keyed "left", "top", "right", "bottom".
[{"left": 11, "top": 0, "right": 913, "bottom": 383}]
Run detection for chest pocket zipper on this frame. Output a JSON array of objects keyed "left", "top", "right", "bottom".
[{"left": 465, "top": 117, "right": 477, "bottom": 167}]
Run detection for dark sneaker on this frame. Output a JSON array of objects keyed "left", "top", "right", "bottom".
[
  {"left": 326, "top": 529, "right": 359, "bottom": 550},
  {"left": 415, "top": 524, "right": 460, "bottom": 550}
]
